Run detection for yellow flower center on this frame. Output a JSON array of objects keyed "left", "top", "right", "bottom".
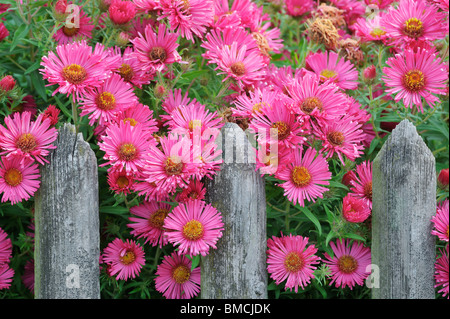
[
  {"left": 271, "top": 121, "right": 290, "bottom": 140},
  {"left": 188, "top": 120, "right": 202, "bottom": 131},
  {"left": 118, "top": 143, "right": 138, "bottom": 161},
  {"left": 164, "top": 157, "right": 184, "bottom": 176},
  {"left": 284, "top": 251, "right": 304, "bottom": 272},
  {"left": 338, "top": 255, "right": 358, "bottom": 274},
  {"left": 120, "top": 250, "right": 136, "bottom": 265},
  {"left": 364, "top": 181, "right": 373, "bottom": 201},
  {"left": 62, "top": 25, "right": 80, "bottom": 37},
  {"left": 123, "top": 117, "right": 137, "bottom": 127},
  {"left": 96, "top": 92, "right": 116, "bottom": 111},
  {"left": 172, "top": 265, "right": 191, "bottom": 284},
  {"left": 320, "top": 69, "right": 337, "bottom": 79},
  {"left": 4, "top": 168, "right": 23, "bottom": 187},
  {"left": 16, "top": 133, "right": 37, "bottom": 153},
  {"left": 404, "top": 18, "right": 423, "bottom": 39},
  {"left": 182, "top": 220, "right": 204, "bottom": 241},
  {"left": 62, "top": 64, "right": 87, "bottom": 85},
  {"left": 403, "top": 70, "right": 425, "bottom": 92},
  {"left": 117, "top": 63, "right": 134, "bottom": 82},
  {"left": 369, "top": 27, "right": 386, "bottom": 37},
  {"left": 149, "top": 209, "right": 169, "bottom": 230},
  {"left": 301, "top": 97, "right": 323, "bottom": 114},
  {"left": 291, "top": 166, "right": 312, "bottom": 187}
]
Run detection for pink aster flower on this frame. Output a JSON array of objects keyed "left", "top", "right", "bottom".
[
  {"left": 131, "top": 23, "right": 182, "bottom": 73},
  {"left": 215, "top": 41, "right": 266, "bottom": 90},
  {"left": 0, "top": 264, "right": 14, "bottom": 290},
  {"left": 107, "top": 168, "right": 135, "bottom": 195},
  {"left": 435, "top": 245, "right": 449, "bottom": 299},
  {"left": 142, "top": 135, "right": 195, "bottom": 196},
  {"left": 201, "top": 26, "right": 259, "bottom": 66},
  {"left": 176, "top": 179, "right": 206, "bottom": 203},
  {"left": 189, "top": 130, "right": 223, "bottom": 180},
  {"left": 154, "top": 252, "right": 201, "bottom": 299},
  {"left": 249, "top": 97, "right": 308, "bottom": 150},
  {"left": 53, "top": 9, "right": 95, "bottom": 44},
  {"left": 22, "top": 259, "right": 34, "bottom": 293},
  {"left": 380, "top": 0, "right": 447, "bottom": 45},
  {"left": 113, "top": 102, "right": 159, "bottom": 136},
  {"left": 232, "top": 87, "right": 280, "bottom": 120},
  {"left": 431, "top": 199, "right": 449, "bottom": 242},
  {"left": 323, "top": 238, "right": 372, "bottom": 290},
  {"left": 313, "top": 115, "right": 366, "bottom": 165},
  {"left": 111, "top": 46, "right": 154, "bottom": 88},
  {"left": 98, "top": 121, "right": 154, "bottom": 174},
  {"left": 0, "top": 112, "right": 58, "bottom": 165},
  {"left": 109, "top": 0, "right": 136, "bottom": 25},
  {"left": 349, "top": 161, "right": 373, "bottom": 209},
  {"left": 284, "top": 0, "right": 314, "bottom": 17},
  {"left": 354, "top": 14, "right": 388, "bottom": 43},
  {"left": 164, "top": 199, "right": 224, "bottom": 256},
  {"left": 276, "top": 146, "right": 332, "bottom": 207},
  {"left": 128, "top": 200, "right": 172, "bottom": 248},
  {"left": 40, "top": 41, "right": 110, "bottom": 101},
  {"left": 342, "top": 194, "right": 371, "bottom": 223},
  {"left": 167, "top": 102, "right": 224, "bottom": 139},
  {"left": 102, "top": 238, "right": 145, "bottom": 281},
  {"left": 0, "top": 227, "right": 12, "bottom": 264},
  {"left": 267, "top": 233, "right": 320, "bottom": 292},
  {"left": 41, "top": 104, "right": 61, "bottom": 126},
  {"left": 0, "top": 22, "right": 9, "bottom": 42},
  {"left": 0, "top": 156, "right": 41, "bottom": 205},
  {"left": 382, "top": 48, "right": 447, "bottom": 112},
  {"left": 133, "top": 0, "right": 159, "bottom": 13},
  {"left": 79, "top": 73, "right": 137, "bottom": 126},
  {"left": 287, "top": 73, "right": 348, "bottom": 125},
  {"left": 305, "top": 51, "right": 359, "bottom": 90},
  {"left": 157, "top": 0, "right": 214, "bottom": 42}
]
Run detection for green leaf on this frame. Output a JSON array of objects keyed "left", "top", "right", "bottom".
[
  {"left": 190, "top": 255, "right": 200, "bottom": 271},
  {"left": 24, "top": 60, "right": 42, "bottom": 75},
  {"left": 297, "top": 205, "right": 322, "bottom": 236},
  {"left": 99, "top": 206, "right": 129, "bottom": 215},
  {"left": 10, "top": 24, "right": 29, "bottom": 52},
  {"left": 30, "top": 70, "right": 47, "bottom": 101}
]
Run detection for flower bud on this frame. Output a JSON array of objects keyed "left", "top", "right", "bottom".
[
  {"left": 0, "top": 22, "right": 9, "bottom": 42},
  {"left": 362, "top": 65, "right": 377, "bottom": 84},
  {"left": 0, "top": 75, "right": 16, "bottom": 92},
  {"left": 438, "top": 168, "right": 449, "bottom": 190}
]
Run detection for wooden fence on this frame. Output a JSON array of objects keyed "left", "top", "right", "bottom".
[{"left": 33, "top": 119, "right": 437, "bottom": 299}]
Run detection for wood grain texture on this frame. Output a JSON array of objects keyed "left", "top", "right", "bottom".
[
  {"left": 201, "top": 123, "right": 267, "bottom": 299},
  {"left": 34, "top": 123, "right": 100, "bottom": 299},
  {"left": 372, "top": 119, "right": 436, "bottom": 299}
]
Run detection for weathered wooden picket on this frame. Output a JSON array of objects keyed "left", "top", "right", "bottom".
[{"left": 33, "top": 119, "right": 437, "bottom": 299}]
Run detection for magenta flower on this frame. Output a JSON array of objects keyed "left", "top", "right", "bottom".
[
  {"left": 382, "top": 48, "right": 447, "bottom": 112},
  {"left": 0, "top": 264, "right": 14, "bottom": 290},
  {"left": 435, "top": 245, "right": 449, "bottom": 299},
  {"left": 111, "top": 46, "right": 154, "bottom": 88},
  {"left": 163, "top": 199, "right": 224, "bottom": 256},
  {"left": 154, "top": 252, "right": 201, "bottom": 299},
  {"left": 79, "top": 73, "right": 138, "bottom": 126},
  {"left": 276, "top": 146, "right": 332, "bottom": 207},
  {"left": 0, "top": 112, "right": 58, "bottom": 165},
  {"left": 232, "top": 87, "right": 279, "bottom": 120},
  {"left": 323, "top": 238, "right": 372, "bottom": 290},
  {"left": 98, "top": 121, "right": 154, "bottom": 175},
  {"left": 53, "top": 9, "right": 95, "bottom": 44},
  {"left": 108, "top": 0, "right": 136, "bottom": 25},
  {"left": 107, "top": 168, "right": 135, "bottom": 195},
  {"left": 313, "top": 114, "right": 366, "bottom": 165},
  {"left": 40, "top": 41, "right": 110, "bottom": 100},
  {"left": 131, "top": 23, "right": 182, "bottom": 73},
  {"left": 380, "top": 0, "right": 447, "bottom": 45},
  {"left": 102, "top": 238, "right": 145, "bottom": 281},
  {"left": 305, "top": 50, "right": 359, "bottom": 90},
  {"left": 342, "top": 194, "right": 371, "bottom": 223},
  {"left": 0, "top": 227, "right": 12, "bottom": 264},
  {"left": 267, "top": 233, "right": 320, "bottom": 292},
  {"left": 157, "top": 0, "right": 214, "bottom": 42},
  {"left": 0, "top": 156, "right": 41, "bottom": 205},
  {"left": 127, "top": 200, "right": 172, "bottom": 248},
  {"left": 431, "top": 199, "right": 449, "bottom": 242},
  {"left": 176, "top": 179, "right": 206, "bottom": 203},
  {"left": 349, "top": 161, "right": 373, "bottom": 209}
]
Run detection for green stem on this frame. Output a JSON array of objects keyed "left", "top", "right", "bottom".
[{"left": 71, "top": 98, "right": 79, "bottom": 133}]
